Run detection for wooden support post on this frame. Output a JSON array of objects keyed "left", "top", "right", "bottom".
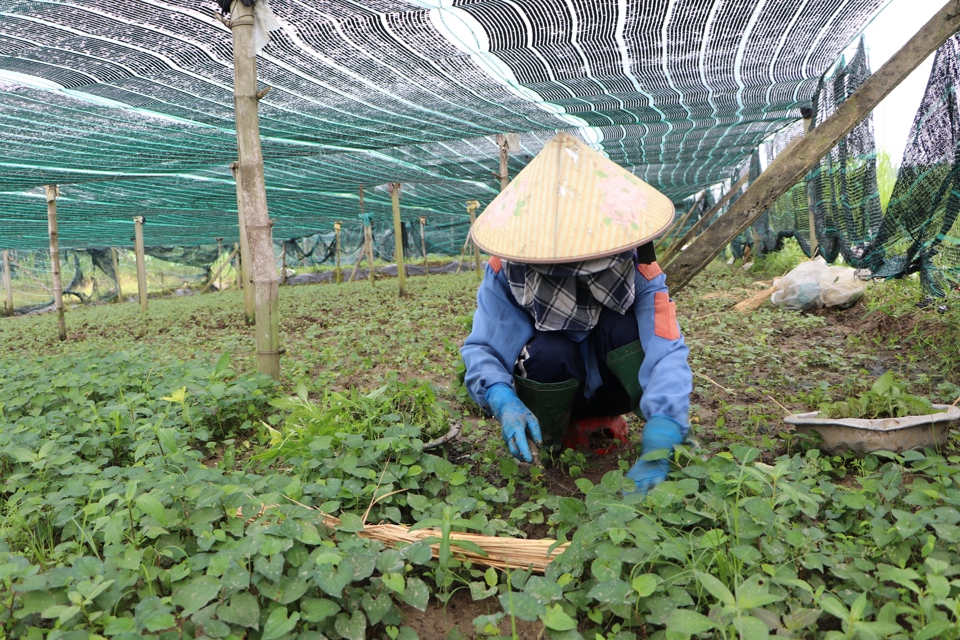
[
  {"left": 111, "top": 248, "right": 122, "bottom": 302},
  {"left": 45, "top": 185, "right": 67, "bottom": 340},
  {"left": 661, "top": 173, "right": 749, "bottom": 266},
  {"left": 666, "top": 0, "right": 960, "bottom": 293},
  {"left": 230, "top": 0, "right": 280, "bottom": 379},
  {"left": 657, "top": 191, "right": 705, "bottom": 252},
  {"left": 802, "top": 109, "right": 820, "bottom": 258},
  {"left": 231, "top": 163, "right": 256, "bottom": 325},
  {"left": 365, "top": 222, "right": 376, "bottom": 285},
  {"left": 203, "top": 246, "right": 241, "bottom": 294},
  {"left": 234, "top": 244, "right": 242, "bottom": 288},
  {"left": 334, "top": 221, "right": 342, "bottom": 284},
  {"left": 466, "top": 200, "right": 482, "bottom": 279},
  {"left": 133, "top": 215, "right": 148, "bottom": 313},
  {"left": 280, "top": 243, "right": 287, "bottom": 286},
  {"left": 3, "top": 251, "right": 13, "bottom": 317},
  {"left": 496, "top": 134, "right": 510, "bottom": 191},
  {"left": 217, "top": 238, "right": 224, "bottom": 292},
  {"left": 389, "top": 183, "right": 407, "bottom": 296},
  {"left": 419, "top": 216, "right": 429, "bottom": 276}
]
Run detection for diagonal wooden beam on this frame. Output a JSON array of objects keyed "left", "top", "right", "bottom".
[{"left": 665, "top": 0, "right": 960, "bottom": 293}]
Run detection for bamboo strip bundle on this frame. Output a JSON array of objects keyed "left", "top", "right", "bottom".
[{"left": 237, "top": 505, "right": 567, "bottom": 573}]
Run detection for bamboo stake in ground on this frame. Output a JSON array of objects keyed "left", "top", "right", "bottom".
[
  {"left": 45, "top": 186, "right": 67, "bottom": 340},
  {"left": 234, "top": 243, "right": 241, "bottom": 289},
  {"left": 280, "top": 242, "right": 287, "bottom": 286},
  {"left": 334, "top": 221, "right": 342, "bottom": 284},
  {"left": 802, "top": 109, "right": 820, "bottom": 258},
  {"left": 229, "top": 0, "right": 280, "bottom": 380},
  {"left": 419, "top": 216, "right": 429, "bottom": 276},
  {"left": 660, "top": 173, "right": 749, "bottom": 266},
  {"left": 656, "top": 191, "right": 705, "bottom": 253},
  {"left": 389, "top": 183, "right": 407, "bottom": 296},
  {"left": 666, "top": 0, "right": 960, "bottom": 293},
  {"left": 133, "top": 216, "right": 148, "bottom": 313},
  {"left": 217, "top": 238, "right": 224, "bottom": 292},
  {"left": 203, "top": 247, "right": 240, "bottom": 294},
  {"left": 231, "top": 162, "right": 256, "bottom": 325},
  {"left": 111, "top": 248, "right": 122, "bottom": 303},
  {"left": 496, "top": 134, "right": 511, "bottom": 191},
  {"left": 2, "top": 250, "right": 13, "bottom": 317},
  {"left": 466, "top": 200, "right": 482, "bottom": 279}
]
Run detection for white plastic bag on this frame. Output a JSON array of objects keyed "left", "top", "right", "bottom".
[
  {"left": 770, "top": 260, "right": 828, "bottom": 311},
  {"left": 819, "top": 265, "right": 868, "bottom": 308},
  {"left": 770, "top": 259, "right": 868, "bottom": 311}
]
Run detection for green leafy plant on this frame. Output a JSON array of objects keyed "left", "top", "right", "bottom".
[{"left": 818, "top": 371, "right": 936, "bottom": 419}]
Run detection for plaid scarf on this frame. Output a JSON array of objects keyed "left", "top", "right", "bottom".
[{"left": 502, "top": 251, "right": 636, "bottom": 332}]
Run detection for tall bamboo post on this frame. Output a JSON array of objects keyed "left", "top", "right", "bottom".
[
  {"left": 133, "top": 216, "right": 148, "bottom": 313},
  {"left": 466, "top": 200, "right": 482, "bottom": 279},
  {"left": 334, "top": 221, "right": 342, "bottom": 284},
  {"left": 419, "top": 216, "right": 429, "bottom": 276},
  {"left": 802, "top": 109, "right": 820, "bottom": 258},
  {"left": 280, "top": 243, "right": 287, "bottom": 285},
  {"left": 45, "top": 186, "right": 67, "bottom": 340},
  {"left": 229, "top": 0, "right": 280, "bottom": 379},
  {"left": 3, "top": 251, "right": 13, "bottom": 317},
  {"left": 666, "top": 0, "right": 960, "bottom": 293},
  {"left": 231, "top": 163, "right": 256, "bottom": 324},
  {"left": 496, "top": 134, "right": 510, "bottom": 191},
  {"left": 365, "top": 224, "right": 376, "bottom": 284},
  {"left": 217, "top": 237, "right": 224, "bottom": 292},
  {"left": 111, "top": 248, "right": 122, "bottom": 302},
  {"left": 389, "top": 183, "right": 407, "bottom": 296},
  {"left": 235, "top": 244, "right": 242, "bottom": 288}
]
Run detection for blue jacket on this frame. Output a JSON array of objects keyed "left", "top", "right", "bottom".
[{"left": 461, "top": 260, "right": 693, "bottom": 435}]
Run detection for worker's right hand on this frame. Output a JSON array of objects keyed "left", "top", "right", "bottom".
[{"left": 486, "top": 383, "right": 542, "bottom": 463}]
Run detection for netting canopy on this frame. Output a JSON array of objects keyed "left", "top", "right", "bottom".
[{"left": 0, "top": 0, "right": 890, "bottom": 250}]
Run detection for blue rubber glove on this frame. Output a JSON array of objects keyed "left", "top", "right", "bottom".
[
  {"left": 486, "top": 383, "right": 543, "bottom": 463},
  {"left": 626, "top": 416, "right": 685, "bottom": 494}
]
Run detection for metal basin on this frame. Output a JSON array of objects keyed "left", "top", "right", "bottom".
[{"left": 784, "top": 404, "right": 960, "bottom": 454}]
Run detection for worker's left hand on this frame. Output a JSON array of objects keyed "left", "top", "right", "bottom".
[{"left": 626, "top": 416, "right": 685, "bottom": 494}]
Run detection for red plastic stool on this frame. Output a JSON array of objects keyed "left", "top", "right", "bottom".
[{"left": 561, "top": 415, "right": 629, "bottom": 455}]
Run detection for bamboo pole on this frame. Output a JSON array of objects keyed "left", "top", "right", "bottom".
[
  {"left": 334, "top": 221, "right": 342, "bottom": 284},
  {"left": 45, "top": 186, "right": 67, "bottom": 340},
  {"left": 466, "top": 200, "right": 482, "bottom": 279},
  {"left": 656, "top": 191, "right": 705, "bottom": 253},
  {"left": 203, "top": 246, "right": 241, "bottom": 294},
  {"left": 280, "top": 243, "right": 287, "bottom": 286},
  {"left": 496, "top": 134, "right": 510, "bottom": 191},
  {"left": 389, "top": 183, "right": 407, "bottom": 296},
  {"left": 454, "top": 235, "right": 470, "bottom": 275},
  {"left": 133, "top": 216, "right": 148, "bottom": 313},
  {"left": 660, "top": 173, "right": 749, "bottom": 266},
  {"left": 217, "top": 237, "right": 224, "bottom": 292},
  {"left": 666, "top": 0, "right": 960, "bottom": 293},
  {"left": 802, "top": 110, "right": 820, "bottom": 258},
  {"left": 419, "top": 216, "right": 429, "bottom": 276},
  {"left": 3, "top": 251, "right": 12, "bottom": 317},
  {"left": 235, "top": 244, "right": 242, "bottom": 288},
  {"left": 111, "top": 248, "right": 122, "bottom": 303},
  {"left": 229, "top": 0, "right": 280, "bottom": 380},
  {"left": 231, "top": 163, "right": 256, "bottom": 325},
  {"left": 365, "top": 221, "right": 377, "bottom": 285}
]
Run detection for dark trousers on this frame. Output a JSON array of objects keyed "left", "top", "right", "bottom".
[{"left": 515, "top": 307, "right": 640, "bottom": 420}]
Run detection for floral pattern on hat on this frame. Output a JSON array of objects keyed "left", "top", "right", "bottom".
[
  {"left": 600, "top": 175, "right": 647, "bottom": 230},
  {"left": 481, "top": 179, "right": 531, "bottom": 229}
]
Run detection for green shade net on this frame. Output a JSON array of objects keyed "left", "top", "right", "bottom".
[
  {"left": 0, "top": 0, "right": 889, "bottom": 251},
  {"left": 862, "top": 33, "right": 960, "bottom": 296}
]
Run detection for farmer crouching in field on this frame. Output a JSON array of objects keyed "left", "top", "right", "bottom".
[{"left": 460, "top": 132, "right": 692, "bottom": 494}]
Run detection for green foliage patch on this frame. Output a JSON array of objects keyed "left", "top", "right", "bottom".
[{"left": 818, "top": 371, "right": 936, "bottom": 419}]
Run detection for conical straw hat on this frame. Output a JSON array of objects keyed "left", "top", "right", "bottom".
[{"left": 472, "top": 132, "right": 675, "bottom": 263}]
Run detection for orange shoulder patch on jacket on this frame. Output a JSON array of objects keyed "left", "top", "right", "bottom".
[
  {"left": 654, "top": 291, "right": 681, "bottom": 340},
  {"left": 488, "top": 256, "right": 502, "bottom": 273},
  {"left": 637, "top": 261, "right": 663, "bottom": 281}
]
